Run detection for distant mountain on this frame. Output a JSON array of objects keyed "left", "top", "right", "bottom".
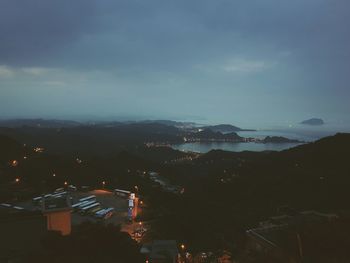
[
  {"left": 262, "top": 136, "right": 303, "bottom": 143},
  {"left": 187, "top": 129, "right": 243, "bottom": 142},
  {"left": 139, "top": 120, "right": 196, "bottom": 127},
  {"left": 202, "top": 124, "right": 256, "bottom": 133},
  {"left": 300, "top": 118, "right": 324, "bottom": 126},
  {"left": 0, "top": 119, "right": 81, "bottom": 128}
]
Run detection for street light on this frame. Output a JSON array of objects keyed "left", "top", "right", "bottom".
[
  {"left": 181, "top": 244, "right": 185, "bottom": 250},
  {"left": 15, "top": 178, "right": 20, "bottom": 183},
  {"left": 64, "top": 181, "right": 68, "bottom": 186}
]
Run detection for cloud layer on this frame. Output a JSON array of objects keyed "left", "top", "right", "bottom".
[{"left": 0, "top": 0, "right": 349, "bottom": 126}]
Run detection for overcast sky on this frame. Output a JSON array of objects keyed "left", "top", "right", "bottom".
[{"left": 0, "top": 0, "right": 349, "bottom": 128}]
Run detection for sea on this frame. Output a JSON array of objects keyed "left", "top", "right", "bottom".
[{"left": 172, "top": 125, "right": 349, "bottom": 153}]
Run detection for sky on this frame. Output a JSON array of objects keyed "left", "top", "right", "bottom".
[{"left": 0, "top": 0, "right": 349, "bottom": 128}]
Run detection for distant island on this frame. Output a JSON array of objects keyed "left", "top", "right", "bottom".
[
  {"left": 202, "top": 124, "right": 256, "bottom": 133},
  {"left": 261, "top": 136, "right": 303, "bottom": 144},
  {"left": 301, "top": 118, "right": 324, "bottom": 126}
]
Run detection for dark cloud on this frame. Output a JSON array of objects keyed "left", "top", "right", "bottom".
[{"left": 0, "top": 0, "right": 349, "bottom": 126}]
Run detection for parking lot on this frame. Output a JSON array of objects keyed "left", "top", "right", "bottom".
[
  {"left": 70, "top": 189, "right": 129, "bottom": 225},
  {"left": 9, "top": 188, "right": 150, "bottom": 241}
]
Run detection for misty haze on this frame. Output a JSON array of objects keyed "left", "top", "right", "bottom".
[{"left": 1, "top": 1, "right": 350, "bottom": 263}]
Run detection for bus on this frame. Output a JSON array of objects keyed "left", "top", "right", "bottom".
[
  {"left": 68, "top": 185, "right": 77, "bottom": 191},
  {"left": 71, "top": 200, "right": 91, "bottom": 210},
  {"left": 114, "top": 189, "right": 131, "bottom": 198},
  {"left": 77, "top": 200, "right": 96, "bottom": 209},
  {"left": 32, "top": 194, "right": 52, "bottom": 205},
  {"left": 88, "top": 206, "right": 102, "bottom": 215},
  {"left": 95, "top": 207, "right": 114, "bottom": 219},
  {"left": 54, "top": 188, "right": 65, "bottom": 193},
  {"left": 94, "top": 208, "right": 107, "bottom": 217},
  {"left": 80, "top": 202, "right": 100, "bottom": 215},
  {"left": 13, "top": 206, "right": 24, "bottom": 210},
  {"left": 51, "top": 191, "right": 67, "bottom": 198},
  {"left": 79, "top": 195, "right": 96, "bottom": 203}
]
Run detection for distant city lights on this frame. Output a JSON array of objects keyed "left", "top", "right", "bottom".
[{"left": 34, "top": 147, "right": 44, "bottom": 153}]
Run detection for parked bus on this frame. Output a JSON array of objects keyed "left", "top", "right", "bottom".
[
  {"left": 114, "top": 189, "right": 131, "bottom": 198},
  {"left": 80, "top": 202, "right": 100, "bottom": 215},
  {"left": 13, "top": 206, "right": 24, "bottom": 210},
  {"left": 95, "top": 207, "right": 114, "bottom": 219},
  {"left": 32, "top": 194, "right": 52, "bottom": 205},
  {"left": 77, "top": 200, "right": 96, "bottom": 210},
  {"left": 88, "top": 206, "right": 102, "bottom": 215},
  {"left": 68, "top": 185, "right": 77, "bottom": 191},
  {"left": 51, "top": 191, "right": 67, "bottom": 198},
  {"left": 71, "top": 200, "right": 91, "bottom": 210},
  {"left": 54, "top": 188, "right": 65, "bottom": 193},
  {"left": 79, "top": 195, "right": 96, "bottom": 203},
  {"left": 94, "top": 208, "right": 107, "bottom": 218}
]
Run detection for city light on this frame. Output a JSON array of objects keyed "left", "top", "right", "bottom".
[{"left": 33, "top": 147, "right": 44, "bottom": 153}]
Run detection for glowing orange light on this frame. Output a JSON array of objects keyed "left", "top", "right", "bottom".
[
  {"left": 181, "top": 244, "right": 185, "bottom": 250},
  {"left": 11, "top": 160, "right": 18, "bottom": 167},
  {"left": 15, "top": 178, "right": 20, "bottom": 183}
]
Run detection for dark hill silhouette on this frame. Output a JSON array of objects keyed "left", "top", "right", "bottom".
[
  {"left": 202, "top": 124, "right": 255, "bottom": 132},
  {"left": 0, "top": 134, "right": 24, "bottom": 162},
  {"left": 188, "top": 129, "right": 242, "bottom": 141}
]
